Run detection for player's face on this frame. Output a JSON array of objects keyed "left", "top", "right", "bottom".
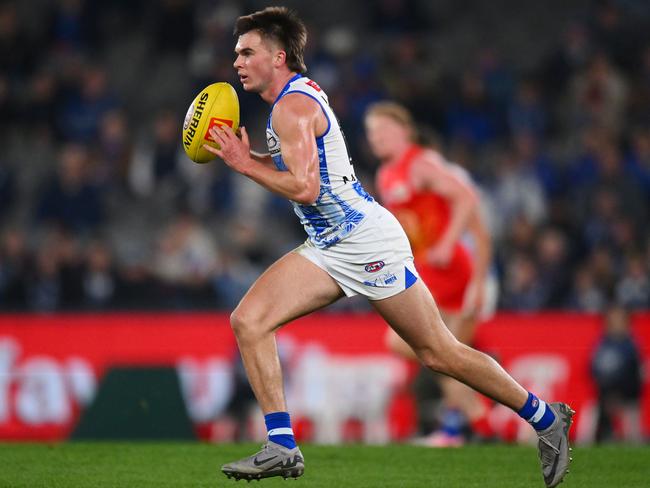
[
  {"left": 234, "top": 31, "right": 277, "bottom": 93},
  {"left": 365, "top": 114, "right": 411, "bottom": 161}
]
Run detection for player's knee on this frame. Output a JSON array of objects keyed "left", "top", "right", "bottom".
[
  {"left": 418, "top": 341, "right": 463, "bottom": 375},
  {"left": 418, "top": 349, "right": 449, "bottom": 373},
  {"left": 385, "top": 329, "right": 402, "bottom": 354},
  {"left": 230, "top": 307, "right": 261, "bottom": 343}
]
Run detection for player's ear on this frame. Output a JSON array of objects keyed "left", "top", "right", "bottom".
[{"left": 274, "top": 50, "right": 286, "bottom": 68}]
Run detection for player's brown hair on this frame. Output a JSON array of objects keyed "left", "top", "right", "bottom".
[
  {"left": 365, "top": 101, "right": 417, "bottom": 141},
  {"left": 235, "top": 7, "right": 308, "bottom": 74}
]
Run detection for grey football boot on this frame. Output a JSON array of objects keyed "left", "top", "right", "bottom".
[
  {"left": 536, "top": 402, "right": 575, "bottom": 488},
  {"left": 222, "top": 440, "right": 305, "bottom": 481}
]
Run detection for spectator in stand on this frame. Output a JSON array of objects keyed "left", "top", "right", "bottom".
[
  {"left": 511, "top": 132, "right": 564, "bottom": 199},
  {"left": 0, "top": 229, "right": 31, "bottom": 310},
  {"left": 488, "top": 149, "right": 547, "bottom": 242},
  {"left": 536, "top": 227, "right": 572, "bottom": 309},
  {"left": 568, "top": 53, "right": 627, "bottom": 136},
  {"left": 500, "top": 252, "right": 546, "bottom": 311},
  {"left": 508, "top": 79, "right": 547, "bottom": 140},
  {"left": 130, "top": 109, "right": 185, "bottom": 198},
  {"left": 616, "top": 253, "right": 649, "bottom": 310},
  {"left": 591, "top": 305, "right": 644, "bottom": 443},
  {"left": 503, "top": 214, "right": 537, "bottom": 257},
  {"left": 46, "top": 0, "right": 97, "bottom": 54},
  {"left": 27, "top": 232, "right": 63, "bottom": 312},
  {"left": 152, "top": 211, "right": 219, "bottom": 308},
  {"left": 585, "top": 246, "right": 619, "bottom": 308},
  {"left": 0, "top": 74, "right": 17, "bottom": 136},
  {"left": 477, "top": 46, "right": 514, "bottom": 122},
  {"left": 626, "top": 45, "right": 650, "bottom": 126},
  {"left": 82, "top": 240, "right": 117, "bottom": 309},
  {"left": 589, "top": 2, "right": 640, "bottom": 73},
  {"left": 540, "top": 21, "right": 593, "bottom": 105},
  {"left": 57, "top": 64, "right": 119, "bottom": 143},
  {"left": 56, "top": 229, "right": 85, "bottom": 309},
  {"left": 569, "top": 264, "right": 608, "bottom": 312},
  {"left": 36, "top": 143, "right": 105, "bottom": 234},
  {"left": 22, "top": 70, "right": 59, "bottom": 140},
  {"left": 624, "top": 126, "right": 650, "bottom": 202},
  {"left": 577, "top": 139, "right": 645, "bottom": 251},
  {"left": 446, "top": 71, "right": 497, "bottom": 147},
  {"left": 0, "top": 2, "right": 37, "bottom": 77},
  {"left": 0, "top": 158, "right": 15, "bottom": 225},
  {"left": 94, "top": 109, "right": 133, "bottom": 191}
]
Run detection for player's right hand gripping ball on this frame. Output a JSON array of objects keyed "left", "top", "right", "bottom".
[{"left": 182, "top": 82, "right": 240, "bottom": 163}]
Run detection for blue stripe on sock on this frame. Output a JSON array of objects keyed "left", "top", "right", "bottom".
[
  {"left": 535, "top": 405, "right": 556, "bottom": 431},
  {"left": 517, "top": 392, "right": 556, "bottom": 431},
  {"left": 264, "top": 411, "right": 296, "bottom": 449}
]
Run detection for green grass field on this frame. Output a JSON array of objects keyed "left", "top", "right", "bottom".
[{"left": 0, "top": 442, "right": 648, "bottom": 488}]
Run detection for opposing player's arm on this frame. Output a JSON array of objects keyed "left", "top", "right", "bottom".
[
  {"left": 466, "top": 207, "right": 491, "bottom": 283},
  {"left": 412, "top": 151, "right": 478, "bottom": 264},
  {"left": 203, "top": 94, "right": 321, "bottom": 204},
  {"left": 462, "top": 202, "right": 492, "bottom": 314}
]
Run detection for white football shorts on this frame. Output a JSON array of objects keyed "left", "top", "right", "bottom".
[{"left": 295, "top": 204, "right": 420, "bottom": 300}]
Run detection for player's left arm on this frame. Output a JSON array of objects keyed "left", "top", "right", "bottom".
[{"left": 412, "top": 151, "right": 478, "bottom": 265}]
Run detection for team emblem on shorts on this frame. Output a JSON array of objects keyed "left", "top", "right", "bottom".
[{"left": 364, "top": 261, "right": 385, "bottom": 273}]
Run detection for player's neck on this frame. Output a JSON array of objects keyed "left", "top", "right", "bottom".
[
  {"left": 261, "top": 71, "right": 299, "bottom": 105},
  {"left": 386, "top": 140, "right": 415, "bottom": 165}
]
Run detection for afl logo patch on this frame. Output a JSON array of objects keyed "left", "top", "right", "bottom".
[{"left": 365, "top": 261, "right": 385, "bottom": 273}]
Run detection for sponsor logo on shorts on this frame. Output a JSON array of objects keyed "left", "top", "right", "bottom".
[
  {"left": 363, "top": 272, "right": 397, "bottom": 287},
  {"left": 364, "top": 261, "right": 385, "bottom": 273}
]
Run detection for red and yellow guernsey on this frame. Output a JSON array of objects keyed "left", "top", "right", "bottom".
[{"left": 376, "top": 145, "right": 473, "bottom": 311}]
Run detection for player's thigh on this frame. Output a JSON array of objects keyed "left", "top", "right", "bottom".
[
  {"left": 371, "top": 280, "right": 459, "bottom": 363},
  {"left": 232, "top": 250, "right": 344, "bottom": 333}
]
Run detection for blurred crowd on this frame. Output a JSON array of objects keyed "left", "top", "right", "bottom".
[{"left": 0, "top": 0, "right": 649, "bottom": 312}]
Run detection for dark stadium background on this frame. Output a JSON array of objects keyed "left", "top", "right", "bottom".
[{"left": 0, "top": 0, "right": 648, "bottom": 447}]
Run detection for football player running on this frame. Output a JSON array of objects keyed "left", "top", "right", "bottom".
[{"left": 204, "top": 7, "right": 574, "bottom": 488}]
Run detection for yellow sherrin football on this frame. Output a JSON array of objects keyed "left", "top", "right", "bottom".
[{"left": 182, "top": 82, "right": 240, "bottom": 163}]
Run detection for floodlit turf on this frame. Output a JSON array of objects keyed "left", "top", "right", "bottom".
[{"left": 0, "top": 442, "right": 648, "bottom": 488}]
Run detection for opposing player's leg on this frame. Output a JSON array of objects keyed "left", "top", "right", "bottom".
[
  {"left": 222, "top": 251, "right": 344, "bottom": 481},
  {"left": 371, "top": 280, "right": 574, "bottom": 488}
]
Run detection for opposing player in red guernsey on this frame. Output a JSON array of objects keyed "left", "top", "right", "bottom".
[{"left": 365, "top": 101, "right": 494, "bottom": 446}]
